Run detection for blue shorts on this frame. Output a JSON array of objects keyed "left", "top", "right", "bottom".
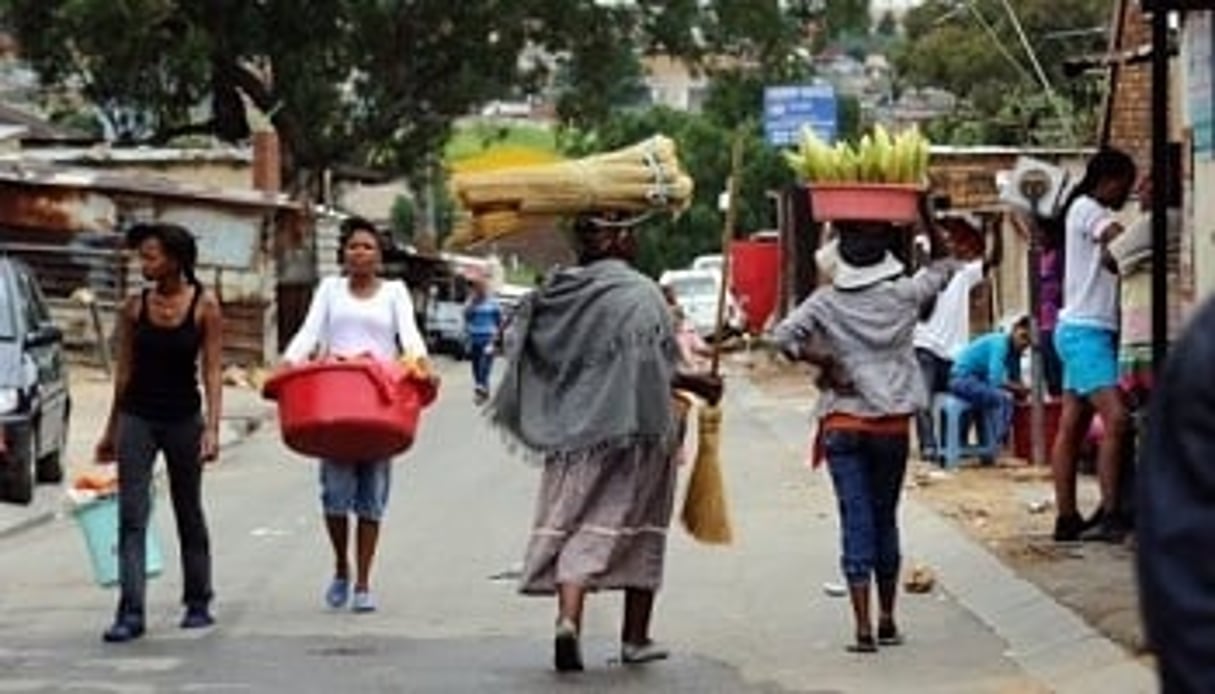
[
  {"left": 320, "top": 459, "right": 392, "bottom": 520},
  {"left": 1054, "top": 323, "right": 1119, "bottom": 397}
]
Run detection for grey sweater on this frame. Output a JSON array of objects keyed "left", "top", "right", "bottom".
[{"left": 774, "top": 259, "right": 959, "bottom": 420}]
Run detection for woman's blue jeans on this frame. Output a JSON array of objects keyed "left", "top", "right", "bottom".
[{"left": 824, "top": 430, "right": 909, "bottom": 586}]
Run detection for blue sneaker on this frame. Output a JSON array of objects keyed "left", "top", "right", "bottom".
[
  {"left": 325, "top": 578, "right": 350, "bottom": 609},
  {"left": 102, "top": 620, "right": 145, "bottom": 644},
  {"left": 351, "top": 590, "right": 376, "bottom": 613},
  {"left": 180, "top": 607, "right": 215, "bottom": 630}
]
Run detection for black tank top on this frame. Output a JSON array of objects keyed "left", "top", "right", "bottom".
[{"left": 121, "top": 284, "right": 204, "bottom": 422}]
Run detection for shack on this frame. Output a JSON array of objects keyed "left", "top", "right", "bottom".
[{"left": 0, "top": 160, "right": 306, "bottom": 366}]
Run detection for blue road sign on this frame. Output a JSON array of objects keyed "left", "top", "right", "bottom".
[{"left": 763, "top": 84, "right": 838, "bottom": 147}]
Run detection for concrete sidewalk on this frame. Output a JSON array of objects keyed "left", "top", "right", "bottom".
[
  {"left": 734, "top": 369, "right": 1157, "bottom": 693},
  {"left": 0, "top": 367, "right": 274, "bottom": 540}
]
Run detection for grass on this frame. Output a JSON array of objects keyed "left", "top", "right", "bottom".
[{"left": 445, "top": 121, "right": 558, "bottom": 162}]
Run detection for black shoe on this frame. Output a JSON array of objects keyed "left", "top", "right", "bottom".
[
  {"left": 180, "top": 607, "right": 215, "bottom": 629},
  {"left": 877, "top": 620, "right": 904, "bottom": 646},
  {"left": 1053, "top": 513, "right": 1085, "bottom": 542},
  {"left": 1081, "top": 507, "right": 1106, "bottom": 533},
  {"left": 102, "top": 620, "right": 145, "bottom": 643},
  {"left": 553, "top": 619, "right": 583, "bottom": 673},
  {"left": 1079, "top": 514, "right": 1130, "bottom": 544},
  {"left": 846, "top": 633, "right": 878, "bottom": 653}
]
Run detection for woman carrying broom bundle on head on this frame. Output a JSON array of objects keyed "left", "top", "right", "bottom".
[
  {"left": 774, "top": 215, "right": 958, "bottom": 654},
  {"left": 489, "top": 213, "right": 723, "bottom": 673}
]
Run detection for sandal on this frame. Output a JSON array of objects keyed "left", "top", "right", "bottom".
[{"left": 847, "top": 634, "right": 878, "bottom": 653}]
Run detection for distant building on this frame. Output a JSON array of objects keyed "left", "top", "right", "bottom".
[
  {"left": 870, "top": 0, "right": 922, "bottom": 24},
  {"left": 641, "top": 55, "right": 710, "bottom": 112}
]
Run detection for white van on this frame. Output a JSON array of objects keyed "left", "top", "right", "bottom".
[{"left": 659, "top": 268, "right": 743, "bottom": 339}]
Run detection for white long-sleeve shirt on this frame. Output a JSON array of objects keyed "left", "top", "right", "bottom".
[{"left": 282, "top": 276, "right": 428, "bottom": 364}]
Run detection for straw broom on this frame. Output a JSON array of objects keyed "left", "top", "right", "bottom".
[{"left": 680, "top": 131, "right": 744, "bottom": 546}]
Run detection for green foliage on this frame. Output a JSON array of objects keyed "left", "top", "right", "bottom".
[
  {"left": 389, "top": 195, "right": 416, "bottom": 243},
  {"left": 837, "top": 94, "right": 863, "bottom": 143},
  {"left": 822, "top": 0, "right": 872, "bottom": 40},
  {"left": 444, "top": 123, "right": 558, "bottom": 162},
  {"left": 893, "top": 0, "right": 1109, "bottom": 146},
  {"left": 876, "top": 11, "right": 899, "bottom": 37}
]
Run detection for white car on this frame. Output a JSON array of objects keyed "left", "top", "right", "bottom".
[
  {"left": 659, "top": 268, "right": 743, "bottom": 339},
  {"left": 690, "top": 254, "right": 724, "bottom": 274}
]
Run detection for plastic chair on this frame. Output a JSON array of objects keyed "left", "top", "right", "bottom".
[{"left": 932, "top": 393, "right": 999, "bottom": 470}]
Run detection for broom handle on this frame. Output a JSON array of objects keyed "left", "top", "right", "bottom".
[{"left": 710, "top": 131, "right": 745, "bottom": 379}]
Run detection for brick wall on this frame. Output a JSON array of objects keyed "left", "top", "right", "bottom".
[{"left": 1106, "top": 2, "right": 1153, "bottom": 170}]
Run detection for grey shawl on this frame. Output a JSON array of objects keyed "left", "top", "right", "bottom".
[{"left": 489, "top": 259, "right": 678, "bottom": 460}]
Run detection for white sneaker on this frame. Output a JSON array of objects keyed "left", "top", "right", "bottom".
[{"left": 621, "top": 640, "right": 669, "bottom": 665}]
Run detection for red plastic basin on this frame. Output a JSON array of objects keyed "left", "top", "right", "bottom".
[
  {"left": 263, "top": 359, "right": 437, "bottom": 462},
  {"left": 809, "top": 184, "right": 924, "bottom": 223}
]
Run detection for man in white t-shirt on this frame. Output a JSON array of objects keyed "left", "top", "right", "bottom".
[
  {"left": 913, "top": 215, "right": 1002, "bottom": 459},
  {"left": 1050, "top": 148, "right": 1137, "bottom": 544}
]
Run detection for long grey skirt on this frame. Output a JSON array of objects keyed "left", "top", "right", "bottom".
[{"left": 519, "top": 442, "right": 678, "bottom": 595}]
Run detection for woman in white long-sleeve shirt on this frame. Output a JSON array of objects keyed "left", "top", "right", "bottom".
[{"left": 281, "top": 216, "right": 429, "bottom": 613}]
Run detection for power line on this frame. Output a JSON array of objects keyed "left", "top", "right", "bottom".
[{"left": 994, "top": 0, "right": 1078, "bottom": 143}]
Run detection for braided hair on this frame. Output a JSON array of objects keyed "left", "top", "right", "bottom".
[{"left": 125, "top": 222, "right": 200, "bottom": 286}]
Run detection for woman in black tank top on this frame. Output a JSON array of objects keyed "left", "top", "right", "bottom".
[{"left": 95, "top": 223, "right": 224, "bottom": 644}]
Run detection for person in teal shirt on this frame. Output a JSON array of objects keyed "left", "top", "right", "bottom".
[{"left": 948, "top": 317, "right": 1032, "bottom": 447}]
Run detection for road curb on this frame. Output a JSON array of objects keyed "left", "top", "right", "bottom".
[
  {"left": 0, "top": 507, "right": 57, "bottom": 541},
  {"left": 903, "top": 501, "right": 1156, "bottom": 693},
  {"left": 0, "top": 409, "right": 271, "bottom": 542},
  {"left": 734, "top": 372, "right": 1156, "bottom": 693}
]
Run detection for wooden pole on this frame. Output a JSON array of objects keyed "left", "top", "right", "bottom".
[
  {"left": 711, "top": 131, "right": 746, "bottom": 378},
  {"left": 1150, "top": 8, "right": 1169, "bottom": 370}
]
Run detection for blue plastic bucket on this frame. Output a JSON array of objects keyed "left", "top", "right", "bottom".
[{"left": 73, "top": 494, "right": 164, "bottom": 588}]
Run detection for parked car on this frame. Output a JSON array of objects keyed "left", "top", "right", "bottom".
[
  {"left": 659, "top": 268, "right": 744, "bottom": 339},
  {"left": 690, "top": 254, "right": 724, "bottom": 275},
  {"left": 495, "top": 283, "right": 533, "bottom": 324},
  {"left": 424, "top": 274, "right": 470, "bottom": 359},
  {"left": 0, "top": 256, "right": 71, "bottom": 505}
]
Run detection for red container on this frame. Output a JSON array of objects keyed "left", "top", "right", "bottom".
[
  {"left": 808, "top": 184, "right": 924, "bottom": 223},
  {"left": 1012, "top": 400, "right": 1061, "bottom": 463},
  {"left": 729, "top": 238, "right": 780, "bottom": 334},
  {"left": 263, "top": 359, "right": 438, "bottom": 462}
]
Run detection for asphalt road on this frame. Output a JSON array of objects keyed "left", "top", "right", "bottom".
[{"left": 0, "top": 360, "right": 1039, "bottom": 693}]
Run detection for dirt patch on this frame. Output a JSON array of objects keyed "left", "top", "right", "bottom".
[{"left": 910, "top": 460, "right": 1146, "bottom": 654}]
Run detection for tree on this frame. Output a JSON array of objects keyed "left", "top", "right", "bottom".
[
  {"left": 2, "top": 0, "right": 817, "bottom": 195},
  {"left": 389, "top": 195, "right": 416, "bottom": 243},
  {"left": 876, "top": 11, "right": 899, "bottom": 37},
  {"left": 822, "top": 0, "right": 872, "bottom": 39},
  {"left": 893, "top": 0, "right": 1109, "bottom": 145}
]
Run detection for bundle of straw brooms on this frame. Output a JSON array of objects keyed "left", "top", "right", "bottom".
[{"left": 450, "top": 135, "right": 694, "bottom": 245}]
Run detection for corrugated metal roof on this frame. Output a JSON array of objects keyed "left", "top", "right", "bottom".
[
  {"left": 0, "top": 144, "right": 251, "bottom": 165},
  {"left": 0, "top": 103, "right": 90, "bottom": 141},
  {"left": 0, "top": 125, "right": 28, "bottom": 142},
  {"left": 0, "top": 160, "right": 299, "bottom": 211}
]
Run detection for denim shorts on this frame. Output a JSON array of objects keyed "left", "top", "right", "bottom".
[
  {"left": 1054, "top": 323, "right": 1118, "bottom": 397},
  {"left": 320, "top": 459, "right": 392, "bottom": 520}
]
